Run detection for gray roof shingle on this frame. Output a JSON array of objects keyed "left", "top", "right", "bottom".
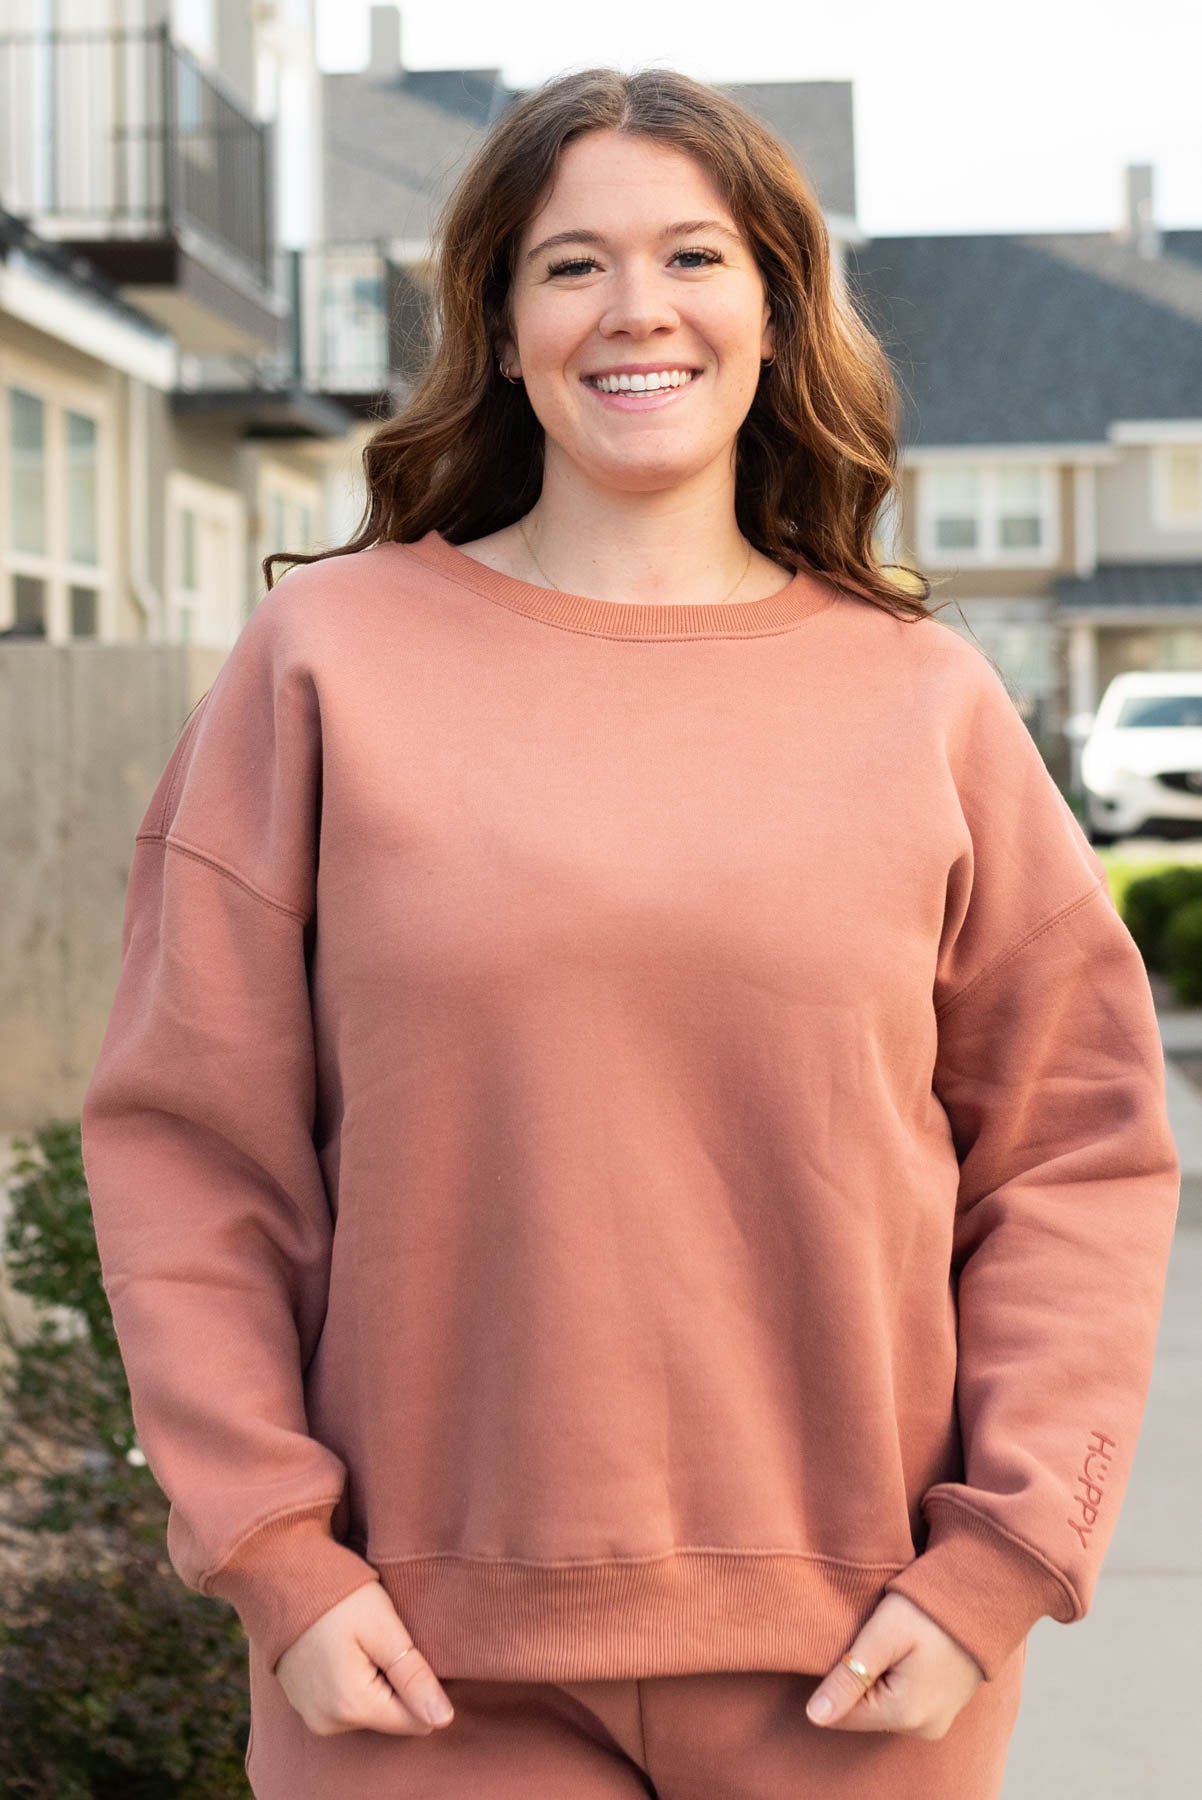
[
  {"left": 323, "top": 68, "right": 508, "bottom": 243},
  {"left": 1056, "top": 564, "right": 1202, "bottom": 609},
  {"left": 707, "top": 80, "right": 856, "bottom": 217},
  {"left": 323, "top": 69, "right": 856, "bottom": 245},
  {"left": 845, "top": 231, "right": 1202, "bottom": 446}
]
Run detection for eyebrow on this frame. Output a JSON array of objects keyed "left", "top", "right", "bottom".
[{"left": 525, "top": 218, "right": 743, "bottom": 263}]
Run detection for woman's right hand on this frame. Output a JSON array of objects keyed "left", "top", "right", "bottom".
[{"left": 274, "top": 1581, "right": 456, "bottom": 1737}]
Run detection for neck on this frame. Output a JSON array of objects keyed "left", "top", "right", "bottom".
[{"left": 517, "top": 463, "right": 757, "bottom": 607}]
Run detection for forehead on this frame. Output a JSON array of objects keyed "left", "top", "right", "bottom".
[{"left": 519, "top": 130, "right": 738, "bottom": 245}]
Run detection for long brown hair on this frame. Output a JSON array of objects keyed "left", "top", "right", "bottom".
[{"left": 264, "top": 65, "right": 951, "bottom": 624}]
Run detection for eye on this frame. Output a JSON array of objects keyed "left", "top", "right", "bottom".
[{"left": 545, "top": 247, "right": 726, "bottom": 277}]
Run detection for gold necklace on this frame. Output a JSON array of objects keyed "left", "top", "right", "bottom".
[{"left": 517, "top": 517, "right": 754, "bottom": 607}]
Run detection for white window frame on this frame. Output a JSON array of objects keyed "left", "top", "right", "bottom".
[
  {"left": 166, "top": 470, "right": 247, "bottom": 648},
  {"left": 0, "top": 347, "right": 115, "bottom": 642},
  {"left": 871, "top": 485, "right": 903, "bottom": 568},
  {"left": 257, "top": 460, "right": 321, "bottom": 609},
  {"left": 1151, "top": 443, "right": 1202, "bottom": 530},
  {"left": 917, "top": 459, "right": 1060, "bottom": 568}
]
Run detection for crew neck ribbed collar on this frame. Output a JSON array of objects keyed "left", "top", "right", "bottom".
[{"left": 397, "top": 529, "right": 840, "bottom": 641}]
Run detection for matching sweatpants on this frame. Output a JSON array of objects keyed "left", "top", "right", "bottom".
[{"left": 244, "top": 1635, "right": 1027, "bottom": 1798}]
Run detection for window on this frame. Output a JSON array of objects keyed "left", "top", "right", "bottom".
[
  {"left": 177, "top": 505, "right": 200, "bottom": 644},
  {"left": 70, "top": 585, "right": 98, "bottom": 637},
  {"left": 1115, "top": 693, "right": 1202, "bottom": 728},
  {"left": 14, "top": 574, "right": 46, "bottom": 633},
  {"left": 66, "top": 410, "right": 99, "bottom": 565},
  {"left": 997, "top": 465, "right": 1043, "bottom": 549},
  {"left": 2, "top": 368, "right": 110, "bottom": 640},
  {"left": 931, "top": 468, "right": 979, "bottom": 551},
  {"left": 870, "top": 487, "right": 901, "bottom": 566},
  {"left": 320, "top": 250, "right": 389, "bottom": 390},
  {"left": 259, "top": 465, "right": 321, "bottom": 608},
  {"left": 1154, "top": 445, "right": 1202, "bottom": 528},
  {"left": 922, "top": 462, "right": 1056, "bottom": 564},
  {"left": 10, "top": 387, "right": 46, "bottom": 555},
  {"left": 180, "top": 506, "right": 198, "bottom": 592},
  {"left": 166, "top": 471, "right": 246, "bottom": 646}
]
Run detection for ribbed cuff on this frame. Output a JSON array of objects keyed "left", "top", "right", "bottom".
[
  {"left": 882, "top": 1495, "right": 1079, "bottom": 1680},
  {"left": 202, "top": 1504, "right": 382, "bottom": 1675}
]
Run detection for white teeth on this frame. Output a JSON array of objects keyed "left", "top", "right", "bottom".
[{"left": 587, "top": 370, "right": 698, "bottom": 393}]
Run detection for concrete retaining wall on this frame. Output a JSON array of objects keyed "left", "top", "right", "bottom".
[{"left": 0, "top": 642, "right": 224, "bottom": 1131}]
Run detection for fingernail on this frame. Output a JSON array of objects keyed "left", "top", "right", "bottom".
[
  {"left": 425, "top": 1695, "right": 454, "bottom": 1725},
  {"left": 807, "top": 1693, "right": 832, "bottom": 1723}
]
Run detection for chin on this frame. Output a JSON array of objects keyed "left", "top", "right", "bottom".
[{"left": 582, "top": 452, "right": 706, "bottom": 492}]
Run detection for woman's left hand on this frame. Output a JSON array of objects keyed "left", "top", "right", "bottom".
[{"left": 804, "top": 1592, "right": 985, "bottom": 1738}]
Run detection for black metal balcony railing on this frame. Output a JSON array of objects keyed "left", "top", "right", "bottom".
[
  {"left": 0, "top": 23, "right": 271, "bottom": 289},
  {"left": 174, "top": 244, "right": 434, "bottom": 407}
]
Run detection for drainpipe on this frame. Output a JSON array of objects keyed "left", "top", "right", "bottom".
[{"left": 127, "top": 373, "right": 165, "bottom": 642}]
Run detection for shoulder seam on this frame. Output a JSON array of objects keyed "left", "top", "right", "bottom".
[
  {"left": 134, "top": 831, "right": 310, "bottom": 922},
  {"left": 153, "top": 703, "right": 209, "bottom": 836},
  {"left": 935, "top": 875, "right": 1108, "bottom": 1021}
]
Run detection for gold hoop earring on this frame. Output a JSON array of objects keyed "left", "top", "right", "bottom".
[
  {"left": 761, "top": 352, "right": 776, "bottom": 367},
  {"left": 498, "top": 357, "right": 522, "bottom": 384}
]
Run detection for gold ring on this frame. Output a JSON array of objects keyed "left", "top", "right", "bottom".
[
  {"left": 384, "top": 1647, "right": 414, "bottom": 1672},
  {"left": 840, "top": 1654, "right": 875, "bottom": 1687}
]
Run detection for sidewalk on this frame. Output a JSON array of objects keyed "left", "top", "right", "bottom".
[
  {"left": 1002, "top": 1003, "right": 1202, "bottom": 1794},
  {"left": 1161, "top": 1039, "right": 1202, "bottom": 1229},
  {"left": 1003, "top": 1231, "right": 1200, "bottom": 1797},
  {"left": 1150, "top": 991, "right": 1202, "bottom": 1226}
]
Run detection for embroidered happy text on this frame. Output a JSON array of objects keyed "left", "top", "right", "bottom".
[{"left": 1067, "top": 1428, "right": 1115, "bottom": 1550}]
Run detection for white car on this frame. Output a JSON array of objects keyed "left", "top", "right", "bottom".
[{"left": 1079, "top": 671, "right": 1202, "bottom": 844}]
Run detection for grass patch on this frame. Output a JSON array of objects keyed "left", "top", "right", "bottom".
[{"left": 1094, "top": 854, "right": 1184, "bottom": 915}]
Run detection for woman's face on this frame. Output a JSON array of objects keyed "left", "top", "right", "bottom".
[{"left": 499, "top": 129, "right": 775, "bottom": 495}]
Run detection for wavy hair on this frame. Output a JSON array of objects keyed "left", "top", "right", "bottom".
[{"left": 264, "top": 64, "right": 951, "bottom": 624}]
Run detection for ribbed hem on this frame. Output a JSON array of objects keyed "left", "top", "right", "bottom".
[
  {"left": 363, "top": 1546, "right": 912, "bottom": 1681},
  {"left": 882, "top": 1496, "right": 1079, "bottom": 1681},
  {"left": 394, "top": 531, "right": 841, "bottom": 640},
  {"left": 203, "top": 1506, "right": 382, "bottom": 1676}
]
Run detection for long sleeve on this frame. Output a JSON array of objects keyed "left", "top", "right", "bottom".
[
  {"left": 882, "top": 652, "right": 1181, "bottom": 1680},
  {"left": 80, "top": 587, "right": 381, "bottom": 1676}
]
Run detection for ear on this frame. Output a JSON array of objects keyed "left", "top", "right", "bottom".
[
  {"left": 495, "top": 335, "right": 519, "bottom": 378},
  {"left": 761, "top": 304, "right": 774, "bottom": 363}
]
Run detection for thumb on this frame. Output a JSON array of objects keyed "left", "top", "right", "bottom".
[
  {"left": 805, "top": 1616, "right": 899, "bottom": 1727},
  {"left": 357, "top": 1592, "right": 456, "bottom": 1731}
]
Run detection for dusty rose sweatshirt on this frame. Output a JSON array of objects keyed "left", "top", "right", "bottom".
[{"left": 80, "top": 530, "right": 1180, "bottom": 1687}]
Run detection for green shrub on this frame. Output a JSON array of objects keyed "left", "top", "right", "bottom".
[
  {"left": 0, "top": 1559, "right": 250, "bottom": 1800},
  {"left": 1162, "top": 897, "right": 1202, "bottom": 1006},
  {"left": 0, "top": 1120, "right": 251, "bottom": 1797},
  {"left": 0, "top": 1120, "right": 156, "bottom": 1542},
  {"left": 1120, "top": 867, "right": 1202, "bottom": 970}
]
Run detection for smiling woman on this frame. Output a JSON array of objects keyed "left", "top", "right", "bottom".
[
  {"left": 81, "top": 62, "right": 1179, "bottom": 1800},
  {"left": 480, "top": 123, "right": 784, "bottom": 600}
]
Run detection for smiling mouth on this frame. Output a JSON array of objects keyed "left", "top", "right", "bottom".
[{"left": 582, "top": 370, "right": 702, "bottom": 393}]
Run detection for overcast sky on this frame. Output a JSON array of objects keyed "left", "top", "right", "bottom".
[{"left": 315, "top": 0, "right": 1202, "bottom": 240}]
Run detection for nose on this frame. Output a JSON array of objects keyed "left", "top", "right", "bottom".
[{"left": 596, "top": 263, "right": 681, "bottom": 343}]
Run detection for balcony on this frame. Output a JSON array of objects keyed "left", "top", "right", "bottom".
[
  {"left": 0, "top": 23, "right": 284, "bottom": 353},
  {"left": 172, "top": 242, "right": 434, "bottom": 437}
]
